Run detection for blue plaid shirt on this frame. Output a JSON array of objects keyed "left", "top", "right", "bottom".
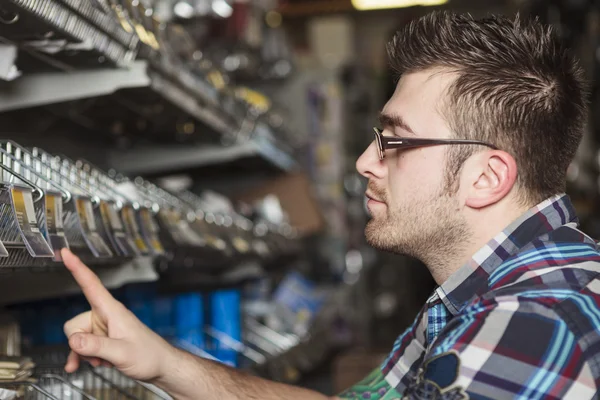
[{"left": 340, "top": 194, "right": 600, "bottom": 399}]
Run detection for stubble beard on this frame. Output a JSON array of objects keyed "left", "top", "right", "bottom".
[{"left": 365, "top": 186, "right": 471, "bottom": 267}]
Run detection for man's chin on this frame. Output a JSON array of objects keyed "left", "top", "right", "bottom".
[{"left": 365, "top": 221, "right": 394, "bottom": 251}]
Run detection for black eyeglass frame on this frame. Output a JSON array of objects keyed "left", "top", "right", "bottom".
[{"left": 372, "top": 127, "right": 499, "bottom": 161}]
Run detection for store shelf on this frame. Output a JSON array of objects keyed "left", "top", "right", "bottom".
[
  {"left": 107, "top": 135, "right": 297, "bottom": 175},
  {"left": 0, "top": 60, "right": 151, "bottom": 112},
  {"left": 147, "top": 69, "right": 233, "bottom": 136},
  {"left": 0, "top": 256, "right": 158, "bottom": 305},
  {"left": 157, "top": 261, "right": 265, "bottom": 292},
  {"left": 2, "top": 0, "right": 138, "bottom": 68}
]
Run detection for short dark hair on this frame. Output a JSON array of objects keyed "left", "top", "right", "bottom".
[{"left": 386, "top": 11, "right": 589, "bottom": 204}]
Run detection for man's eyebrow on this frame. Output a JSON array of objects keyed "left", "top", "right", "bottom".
[{"left": 378, "top": 112, "right": 415, "bottom": 135}]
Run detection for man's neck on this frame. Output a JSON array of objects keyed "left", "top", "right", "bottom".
[{"left": 426, "top": 203, "right": 531, "bottom": 286}]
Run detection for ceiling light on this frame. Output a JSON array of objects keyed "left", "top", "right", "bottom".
[
  {"left": 212, "top": 0, "right": 233, "bottom": 18},
  {"left": 352, "top": 0, "right": 448, "bottom": 10},
  {"left": 174, "top": 1, "right": 195, "bottom": 18}
]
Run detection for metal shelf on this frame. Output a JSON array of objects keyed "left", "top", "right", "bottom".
[
  {"left": 107, "top": 135, "right": 297, "bottom": 175},
  {"left": 0, "top": 63, "right": 296, "bottom": 174},
  {"left": 147, "top": 69, "right": 234, "bottom": 136},
  {"left": 0, "top": 60, "right": 151, "bottom": 112},
  {"left": 157, "top": 261, "right": 265, "bottom": 293},
  {"left": 0, "top": 256, "right": 158, "bottom": 305}
]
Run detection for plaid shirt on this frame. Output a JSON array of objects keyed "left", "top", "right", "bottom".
[{"left": 349, "top": 194, "right": 600, "bottom": 399}]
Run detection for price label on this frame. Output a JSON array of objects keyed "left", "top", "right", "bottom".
[
  {"left": 45, "top": 193, "right": 65, "bottom": 234},
  {"left": 122, "top": 206, "right": 148, "bottom": 254},
  {"left": 75, "top": 197, "right": 113, "bottom": 258},
  {"left": 159, "top": 209, "right": 186, "bottom": 245},
  {"left": 44, "top": 192, "right": 68, "bottom": 260},
  {"left": 84, "top": 200, "right": 97, "bottom": 232},
  {"left": 178, "top": 220, "right": 205, "bottom": 247},
  {"left": 232, "top": 237, "right": 250, "bottom": 254},
  {"left": 10, "top": 186, "right": 54, "bottom": 257},
  {"left": 100, "top": 201, "right": 124, "bottom": 231},
  {"left": 100, "top": 200, "right": 137, "bottom": 257},
  {"left": 11, "top": 188, "right": 38, "bottom": 231},
  {"left": 140, "top": 208, "right": 164, "bottom": 254}
]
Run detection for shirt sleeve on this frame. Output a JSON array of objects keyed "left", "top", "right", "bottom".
[
  {"left": 403, "top": 297, "right": 597, "bottom": 400},
  {"left": 338, "top": 367, "right": 403, "bottom": 399}
]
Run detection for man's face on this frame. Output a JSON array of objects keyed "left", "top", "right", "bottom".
[{"left": 356, "top": 70, "right": 470, "bottom": 260}]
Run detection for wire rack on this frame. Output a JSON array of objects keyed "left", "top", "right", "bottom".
[
  {"left": 76, "top": 162, "right": 167, "bottom": 260},
  {"left": 0, "top": 141, "right": 134, "bottom": 266},
  {"left": 0, "top": 139, "right": 298, "bottom": 276},
  {"left": 0, "top": 365, "right": 171, "bottom": 400},
  {"left": 0, "top": 348, "right": 171, "bottom": 400},
  {"left": 0, "top": 145, "right": 56, "bottom": 269}
]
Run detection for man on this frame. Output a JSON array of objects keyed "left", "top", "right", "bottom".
[{"left": 61, "top": 11, "right": 600, "bottom": 400}]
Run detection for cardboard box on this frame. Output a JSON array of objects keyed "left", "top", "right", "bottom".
[{"left": 236, "top": 172, "right": 325, "bottom": 236}]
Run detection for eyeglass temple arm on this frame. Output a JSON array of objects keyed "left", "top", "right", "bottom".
[{"left": 382, "top": 137, "right": 498, "bottom": 150}]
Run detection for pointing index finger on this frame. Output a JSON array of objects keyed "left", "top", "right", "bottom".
[{"left": 62, "top": 248, "right": 116, "bottom": 310}]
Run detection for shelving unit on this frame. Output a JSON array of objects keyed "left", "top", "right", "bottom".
[
  {"left": 0, "top": 256, "right": 158, "bottom": 306},
  {"left": 108, "top": 134, "right": 297, "bottom": 175},
  {"left": 0, "top": 62, "right": 297, "bottom": 174},
  {"left": 0, "top": 0, "right": 303, "bottom": 290},
  {"left": 0, "top": 1, "right": 337, "bottom": 397},
  {"left": 0, "top": 60, "right": 151, "bottom": 111},
  {"left": 0, "top": 0, "right": 299, "bottom": 174}
]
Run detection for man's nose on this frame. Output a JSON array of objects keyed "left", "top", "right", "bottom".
[{"left": 356, "top": 141, "right": 385, "bottom": 180}]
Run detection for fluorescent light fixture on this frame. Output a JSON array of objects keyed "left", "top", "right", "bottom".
[
  {"left": 352, "top": 0, "right": 448, "bottom": 10},
  {"left": 174, "top": 1, "right": 195, "bottom": 18},
  {"left": 212, "top": 0, "right": 233, "bottom": 18}
]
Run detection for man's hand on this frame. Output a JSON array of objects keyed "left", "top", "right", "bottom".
[
  {"left": 62, "top": 248, "right": 336, "bottom": 400},
  {"left": 62, "top": 248, "right": 174, "bottom": 381}
]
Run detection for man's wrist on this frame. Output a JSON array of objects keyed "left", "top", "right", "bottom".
[
  {"left": 151, "top": 341, "right": 182, "bottom": 386},
  {"left": 151, "top": 344, "right": 214, "bottom": 400}
]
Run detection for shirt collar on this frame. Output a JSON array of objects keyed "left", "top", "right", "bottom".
[{"left": 435, "top": 193, "right": 578, "bottom": 315}]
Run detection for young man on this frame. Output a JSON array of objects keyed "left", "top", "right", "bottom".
[{"left": 61, "top": 11, "right": 600, "bottom": 399}]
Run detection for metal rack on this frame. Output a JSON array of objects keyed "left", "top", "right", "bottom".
[
  {"left": 0, "top": 139, "right": 298, "bottom": 276},
  {"left": 0, "top": 141, "right": 115, "bottom": 265},
  {"left": 0, "top": 143, "right": 59, "bottom": 269},
  {"left": 0, "top": 0, "right": 138, "bottom": 71},
  {"left": 0, "top": 366, "right": 171, "bottom": 399},
  {"left": 0, "top": 1, "right": 322, "bottom": 394}
]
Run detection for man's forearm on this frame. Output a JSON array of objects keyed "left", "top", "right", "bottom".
[{"left": 153, "top": 346, "right": 334, "bottom": 400}]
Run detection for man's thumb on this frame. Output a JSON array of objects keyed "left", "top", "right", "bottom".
[{"left": 69, "top": 333, "right": 127, "bottom": 367}]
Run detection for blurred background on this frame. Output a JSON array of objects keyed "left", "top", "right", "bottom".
[{"left": 0, "top": 0, "right": 598, "bottom": 398}]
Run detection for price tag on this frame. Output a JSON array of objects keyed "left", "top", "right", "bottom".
[
  {"left": 232, "top": 237, "right": 250, "bottom": 254},
  {"left": 122, "top": 206, "right": 148, "bottom": 254},
  {"left": 45, "top": 193, "right": 65, "bottom": 234},
  {"left": 9, "top": 186, "right": 54, "bottom": 257},
  {"left": 177, "top": 218, "right": 205, "bottom": 247},
  {"left": 139, "top": 208, "right": 165, "bottom": 255},
  {"left": 44, "top": 192, "right": 68, "bottom": 261},
  {"left": 84, "top": 200, "right": 97, "bottom": 232},
  {"left": 159, "top": 209, "right": 186, "bottom": 246},
  {"left": 206, "top": 234, "right": 227, "bottom": 251},
  {"left": 100, "top": 201, "right": 137, "bottom": 257},
  {"left": 100, "top": 201, "right": 124, "bottom": 231},
  {"left": 75, "top": 197, "right": 113, "bottom": 258}
]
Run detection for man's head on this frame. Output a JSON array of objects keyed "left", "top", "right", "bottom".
[{"left": 356, "top": 12, "right": 588, "bottom": 270}]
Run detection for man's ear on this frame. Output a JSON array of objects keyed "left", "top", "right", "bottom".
[{"left": 464, "top": 151, "right": 518, "bottom": 209}]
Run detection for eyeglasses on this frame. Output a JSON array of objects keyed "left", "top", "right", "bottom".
[{"left": 372, "top": 127, "right": 499, "bottom": 161}]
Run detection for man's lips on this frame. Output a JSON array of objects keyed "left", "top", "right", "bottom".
[{"left": 366, "top": 192, "right": 385, "bottom": 204}]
